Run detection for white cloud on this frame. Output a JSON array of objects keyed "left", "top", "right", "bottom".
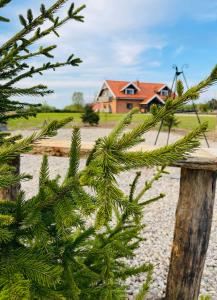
[
  {"left": 18, "top": 78, "right": 101, "bottom": 89},
  {"left": 113, "top": 36, "right": 166, "bottom": 66},
  {"left": 114, "top": 43, "right": 146, "bottom": 65}
]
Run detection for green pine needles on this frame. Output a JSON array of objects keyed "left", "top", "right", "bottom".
[{"left": 0, "top": 0, "right": 85, "bottom": 125}]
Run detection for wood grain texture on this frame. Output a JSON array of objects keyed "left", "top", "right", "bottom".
[
  {"left": 165, "top": 168, "right": 217, "bottom": 300},
  {"left": 0, "top": 155, "right": 20, "bottom": 201}
]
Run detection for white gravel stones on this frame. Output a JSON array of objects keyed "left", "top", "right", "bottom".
[{"left": 17, "top": 128, "right": 217, "bottom": 299}]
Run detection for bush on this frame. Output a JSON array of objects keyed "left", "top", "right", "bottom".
[{"left": 81, "top": 105, "right": 100, "bottom": 125}]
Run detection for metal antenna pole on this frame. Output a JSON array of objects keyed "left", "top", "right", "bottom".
[
  {"left": 167, "top": 66, "right": 180, "bottom": 145},
  {"left": 154, "top": 120, "right": 163, "bottom": 145},
  {"left": 154, "top": 68, "right": 177, "bottom": 145},
  {"left": 167, "top": 123, "right": 172, "bottom": 145},
  {"left": 182, "top": 70, "right": 210, "bottom": 148}
]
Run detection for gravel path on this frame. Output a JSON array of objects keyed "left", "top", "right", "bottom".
[{"left": 17, "top": 128, "right": 217, "bottom": 299}]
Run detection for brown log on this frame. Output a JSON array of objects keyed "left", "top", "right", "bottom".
[
  {"left": 166, "top": 167, "right": 216, "bottom": 300},
  {"left": 0, "top": 155, "right": 20, "bottom": 201}
]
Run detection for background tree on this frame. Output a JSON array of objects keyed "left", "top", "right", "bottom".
[
  {"left": 72, "top": 91, "right": 84, "bottom": 110},
  {"left": 207, "top": 98, "right": 217, "bottom": 111},
  {"left": 64, "top": 92, "right": 84, "bottom": 112}
]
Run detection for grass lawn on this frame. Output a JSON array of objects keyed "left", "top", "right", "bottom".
[
  {"left": 8, "top": 112, "right": 217, "bottom": 132},
  {"left": 176, "top": 114, "right": 217, "bottom": 131}
]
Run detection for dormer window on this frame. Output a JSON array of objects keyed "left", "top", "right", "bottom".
[
  {"left": 161, "top": 90, "right": 169, "bottom": 96},
  {"left": 121, "top": 82, "right": 140, "bottom": 95},
  {"left": 125, "top": 88, "right": 135, "bottom": 95}
]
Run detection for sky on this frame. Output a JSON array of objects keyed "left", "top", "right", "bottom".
[{"left": 1, "top": 0, "right": 217, "bottom": 108}]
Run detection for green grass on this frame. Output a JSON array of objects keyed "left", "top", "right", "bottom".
[
  {"left": 175, "top": 114, "right": 216, "bottom": 131},
  {"left": 7, "top": 112, "right": 217, "bottom": 132},
  {"left": 8, "top": 113, "right": 81, "bottom": 130}
]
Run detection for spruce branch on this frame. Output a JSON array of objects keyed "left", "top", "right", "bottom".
[
  {"left": 11, "top": 250, "right": 62, "bottom": 287},
  {"left": 0, "top": 0, "right": 77, "bottom": 53},
  {"left": 120, "top": 123, "right": 207, "bottom": 170},
  {"left": 0, "top": 0, "right": 11, "bottom": 9},
  {"left": 0, "top": 2, "right": 85, "bottom": 71},
  {"left": 139, "top": 193, "right": 165, "bottom": 207},
  {"left": 0, "top": 173, "right": 31, "bottom": 189},
  {"left": 4, "top": 58, "right": 82, "bottom": 86},
  {"left": 0, "top": 0, "right": 11, "bottom": 22},
  {"left": 0, "top": 228, "right": 14, "bottom": 243},
  {"left": 135, "top": 167, "right": 165, "bottom": 203},
  {"left": 0, "top": 15, "right": 9, "bottom": 22},
  {"left": 39, "top": 155, "right": 49, "bottom": 188},
  {"left": 0, "top": 63, "right": 29, "bottom": 80},
  {"left": 0, "top": 117, "right": 73, "bottom": 163},
  {"left": 129, "top": 171, "right": 141, "bottom": 202},
  {"left": 1, "top": 85, "right": 53, "bottom": 97},
  {"left": 66, "top": 127, "right": 81, "bottom": 179},
  {"left": 15, "top": 45, "right": 57, "bottom": 61},
  {"left": 135, "top": 266, "right": 153, "bottom": 300}
]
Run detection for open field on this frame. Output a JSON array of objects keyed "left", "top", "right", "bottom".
[{"left": 8, "top": 112, "right": 217, "bottom": 132}]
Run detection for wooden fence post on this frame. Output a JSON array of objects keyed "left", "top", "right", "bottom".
[
  {"left": 166, "top": 167, "right": 217, "bottom": 300},
  {"left": 0, "top": 155, "right": 20, "bottom": 201}
]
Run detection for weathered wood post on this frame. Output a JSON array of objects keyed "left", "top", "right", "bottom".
[
  {"left": 0, "top": 125, "right": 21, "bottom": 201},
  {"left": 0, "top": 155, "right": 20, "bottom": 201},
  {"left": 166, "top": 150, "right": 217, "bottom": 300}
]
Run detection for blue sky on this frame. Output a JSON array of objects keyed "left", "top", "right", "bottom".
[{"left": 1, "top": 0, "right": 217, "bottom": 108}]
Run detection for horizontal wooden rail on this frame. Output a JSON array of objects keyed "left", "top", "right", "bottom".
[{"left": 31, "top": 140, "right": 217, "bottom": 171}]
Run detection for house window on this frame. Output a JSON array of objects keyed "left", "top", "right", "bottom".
[
  {"left": 126, "top": 103, "right": 133, "bottom": 110},
  {"left": 125, "top": 88, "right": 135, "bottom": 95},
  {"left": 161, "top": 90, "right": 169, "bottom": 96}
]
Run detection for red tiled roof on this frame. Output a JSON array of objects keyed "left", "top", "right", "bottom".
[{"left": 106, "top": 80, "right": 166, "bottom": 104}]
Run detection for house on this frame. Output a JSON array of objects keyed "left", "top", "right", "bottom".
[{"left": 93, "top": 80, "right": 171, "bottom": 113}]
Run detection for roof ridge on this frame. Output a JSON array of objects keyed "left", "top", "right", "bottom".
[{"left": 106, "top": 79, "right": 165, "bottom": 85}]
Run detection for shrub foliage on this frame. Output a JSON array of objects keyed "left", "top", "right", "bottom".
[{"left": 81, "top": 105, "right": 100, "bottom": 126}]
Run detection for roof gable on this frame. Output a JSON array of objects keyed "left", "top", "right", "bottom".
[
  {"left": 120, "top": 81, "right": 140, "bottom": 92},
  {"left": 105, "top": 80, "right": 167, "bottom": 103}
]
